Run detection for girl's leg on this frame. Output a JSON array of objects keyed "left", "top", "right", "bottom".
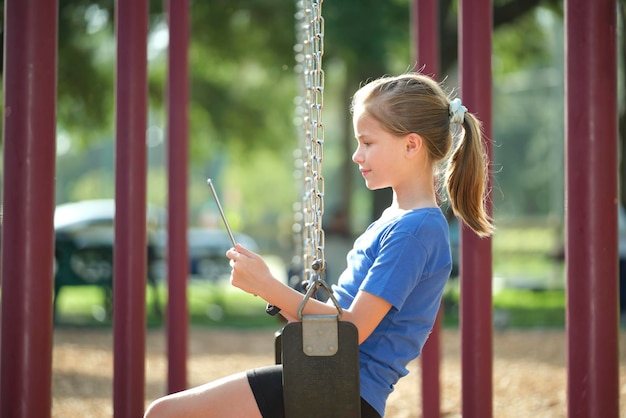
[
  {"left": 360, "top": 398, "right": 382, "bottom": 418},
  {"left": 144, "top": 371, "right": 262, "bottom": 418}
]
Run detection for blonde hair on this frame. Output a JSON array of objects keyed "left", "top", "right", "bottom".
[{"left": 351, "top": 73, "right": 494, "bottom": 237}]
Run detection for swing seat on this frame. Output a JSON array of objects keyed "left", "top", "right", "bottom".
[{"left": 279, "top": 315, "right": 361, "bottom": 418}]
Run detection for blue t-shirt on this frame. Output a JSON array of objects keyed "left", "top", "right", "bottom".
[{"left": 332, "top": 207, "right": 452, "bottom": 416}]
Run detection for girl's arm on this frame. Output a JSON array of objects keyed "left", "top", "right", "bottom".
[{"left": 227, "top": 244, "right": 391, "bottom": 344}]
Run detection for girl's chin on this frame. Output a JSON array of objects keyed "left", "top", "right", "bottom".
[{"left": 364, "top": 181, "right": 385, "bottom": 191}]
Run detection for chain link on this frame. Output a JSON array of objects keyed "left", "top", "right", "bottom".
[{"left": 294, "top": 0, "right": 326, "bottom": 291}]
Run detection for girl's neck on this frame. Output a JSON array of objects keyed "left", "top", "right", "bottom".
[
  {"left": 380, "top": 204, "right": 437, "bottom": 222},
  {"left": 390, "top": 160, "right": 437, "bottom": 210},
  {"left": 391, "top": 187, "right": 437, "bottom": 211}
]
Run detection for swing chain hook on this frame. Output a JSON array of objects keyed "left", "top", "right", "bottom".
[{"left": 298, "top": 258, "right": 343, "bottom": 320}]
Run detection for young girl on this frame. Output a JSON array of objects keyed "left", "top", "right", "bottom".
[{"left": 144, "top": 72, "right": 493, "bottom": 418}]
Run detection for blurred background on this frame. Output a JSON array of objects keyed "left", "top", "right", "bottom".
[{"left": 0, "top": 0, "right": 624, "bottom": 326}]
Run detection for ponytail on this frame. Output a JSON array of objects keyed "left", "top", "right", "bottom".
[{"left": 445, "top": 112, "right": 494, "bottom": 237}]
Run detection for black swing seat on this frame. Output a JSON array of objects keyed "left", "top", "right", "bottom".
[{"left": 278, "top": 314, "right": 361, "bottom": 418}]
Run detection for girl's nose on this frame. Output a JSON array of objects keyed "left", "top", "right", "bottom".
[{"left": 352, "top": 147, "right": 363, "bottom": 164}]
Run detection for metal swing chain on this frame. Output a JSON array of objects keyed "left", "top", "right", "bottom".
[
  {"left": 295, "top": 0, "right": 342, "bottom": 317},
  {"left": 304, "top": 0, "right": 325, "bottom": 283}
]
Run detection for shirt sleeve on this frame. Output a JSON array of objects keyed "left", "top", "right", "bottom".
[{"left": 359, "top": 230, "right": 426, "bottom": 310}]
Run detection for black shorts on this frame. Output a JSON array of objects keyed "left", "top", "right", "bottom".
[{"left": 246, "top": 365, "right": 381, "bottom": 418}]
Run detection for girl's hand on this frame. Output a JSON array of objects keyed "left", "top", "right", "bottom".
[
  {"left": 227, "top": 245, "right": 391, "bottom": 343},
  {"left": 225, "top": 244, "right": 274, "bottom": 297}
]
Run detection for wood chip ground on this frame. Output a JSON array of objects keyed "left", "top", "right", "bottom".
[{"left": 52, "top": 327, "right": 626, "bottom": 417}]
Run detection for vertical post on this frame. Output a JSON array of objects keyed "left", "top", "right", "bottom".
[
  {"left": 413, "top": 0, "right": 439, "bottom": 76},
  {"left": 413, "top": 1, "right": 441, "bottom": 417},
  {"left": 458, "top": 1, "right": 493, "bottom": 417},
  {"left": 165, "top": 0, "right": 190, "bottom": 393},
  {"left": 0, "top": 1, "right": 58, "bottom": 417},
  {"left": 113, "top": 1, "right": 148, "bottom": 417},
  {"left": 565, "top": 0, "right": 619, "bottom": 417}
]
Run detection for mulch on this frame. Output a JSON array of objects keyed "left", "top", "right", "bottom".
[{"left": 52, "top": 327, "right": 626, "bottom": 417}]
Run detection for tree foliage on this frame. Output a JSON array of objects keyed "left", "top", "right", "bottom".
[{"left": 2, "top": 0, "right": 623, "bottom": 233}]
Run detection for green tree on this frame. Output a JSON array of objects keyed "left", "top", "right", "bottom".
[
  {"left": 323, "top": 0, "right": 569, "bottom": 223},
  {"left": 3, "top": 0, "right": 623, "bottom": 231}
]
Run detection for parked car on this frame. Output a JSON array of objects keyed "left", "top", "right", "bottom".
[
  {"left": 54, "top": 199, "right": 165, "bottom": 318},
  {"left": 152, "top": 227, "right": 258, "bottom": 282},
  {"left": 54, "top": 199, "right": 259, "bottom": 318}
]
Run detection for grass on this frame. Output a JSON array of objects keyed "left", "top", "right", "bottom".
[
  {"left": 493, "top": 288, "right": 565, "bottom": 327},
  {"left": 55, "top": 279, "right": 567, "bottom": 329},
  {"left": 491, "top": 219, "right": 565, "bottom": 290},
  {"left": 54, "top": 280, "right": 280, "bottom": 329},
  {"left": 441, "top": 282, "right": 565, "bottom": 328}
]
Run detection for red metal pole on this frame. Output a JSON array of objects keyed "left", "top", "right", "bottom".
[
  {"left": 0, "top": 1, "right": 57, "bottom": 417},
  {"left": 413, "top": 0, "right": 439, "bottom": 77},
  {"left": 165, "top": 0, "right": 190, "bottom": 394},
  {"left": 565, "top": 0, "right": 619, "bottom": 417},
  {"left": 458, "top": 0, "right": 493, "bottom": 417},
  {"left": 413, "top": 1, "right": 442, "bottom": 417},
  {"left": 113, "top": 0, "right": 149, "bottom": 416}
]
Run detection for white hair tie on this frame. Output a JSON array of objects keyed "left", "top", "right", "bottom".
[{"left": 449, "top": 98, "right": 467, "bottom": 125}]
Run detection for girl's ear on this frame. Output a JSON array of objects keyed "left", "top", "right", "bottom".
[{"left": 405, "top": 133, "right": 423, "bottom": 158}]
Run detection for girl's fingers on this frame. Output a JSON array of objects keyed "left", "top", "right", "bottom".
[
  {"left": 226, "top": 246, "right": 246, "bottom": 259},
  {"left": 234, "top": 244, "right": 254, "bottom": 256},
  {"left": 232, "top": 245, "right": 262, "bottom": 262}
]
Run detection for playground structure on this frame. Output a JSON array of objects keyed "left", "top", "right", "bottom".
[{"left": 0, "top": 1, "right": 620, "bottom": 418}]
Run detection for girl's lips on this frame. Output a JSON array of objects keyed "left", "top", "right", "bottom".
[{"left": 360, "top": 169, "right": 371, "bottom": 177}]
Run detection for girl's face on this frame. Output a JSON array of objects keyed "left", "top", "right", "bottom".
[{"left": 352, "top": 111, "right": 409, "bottom": 191}]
